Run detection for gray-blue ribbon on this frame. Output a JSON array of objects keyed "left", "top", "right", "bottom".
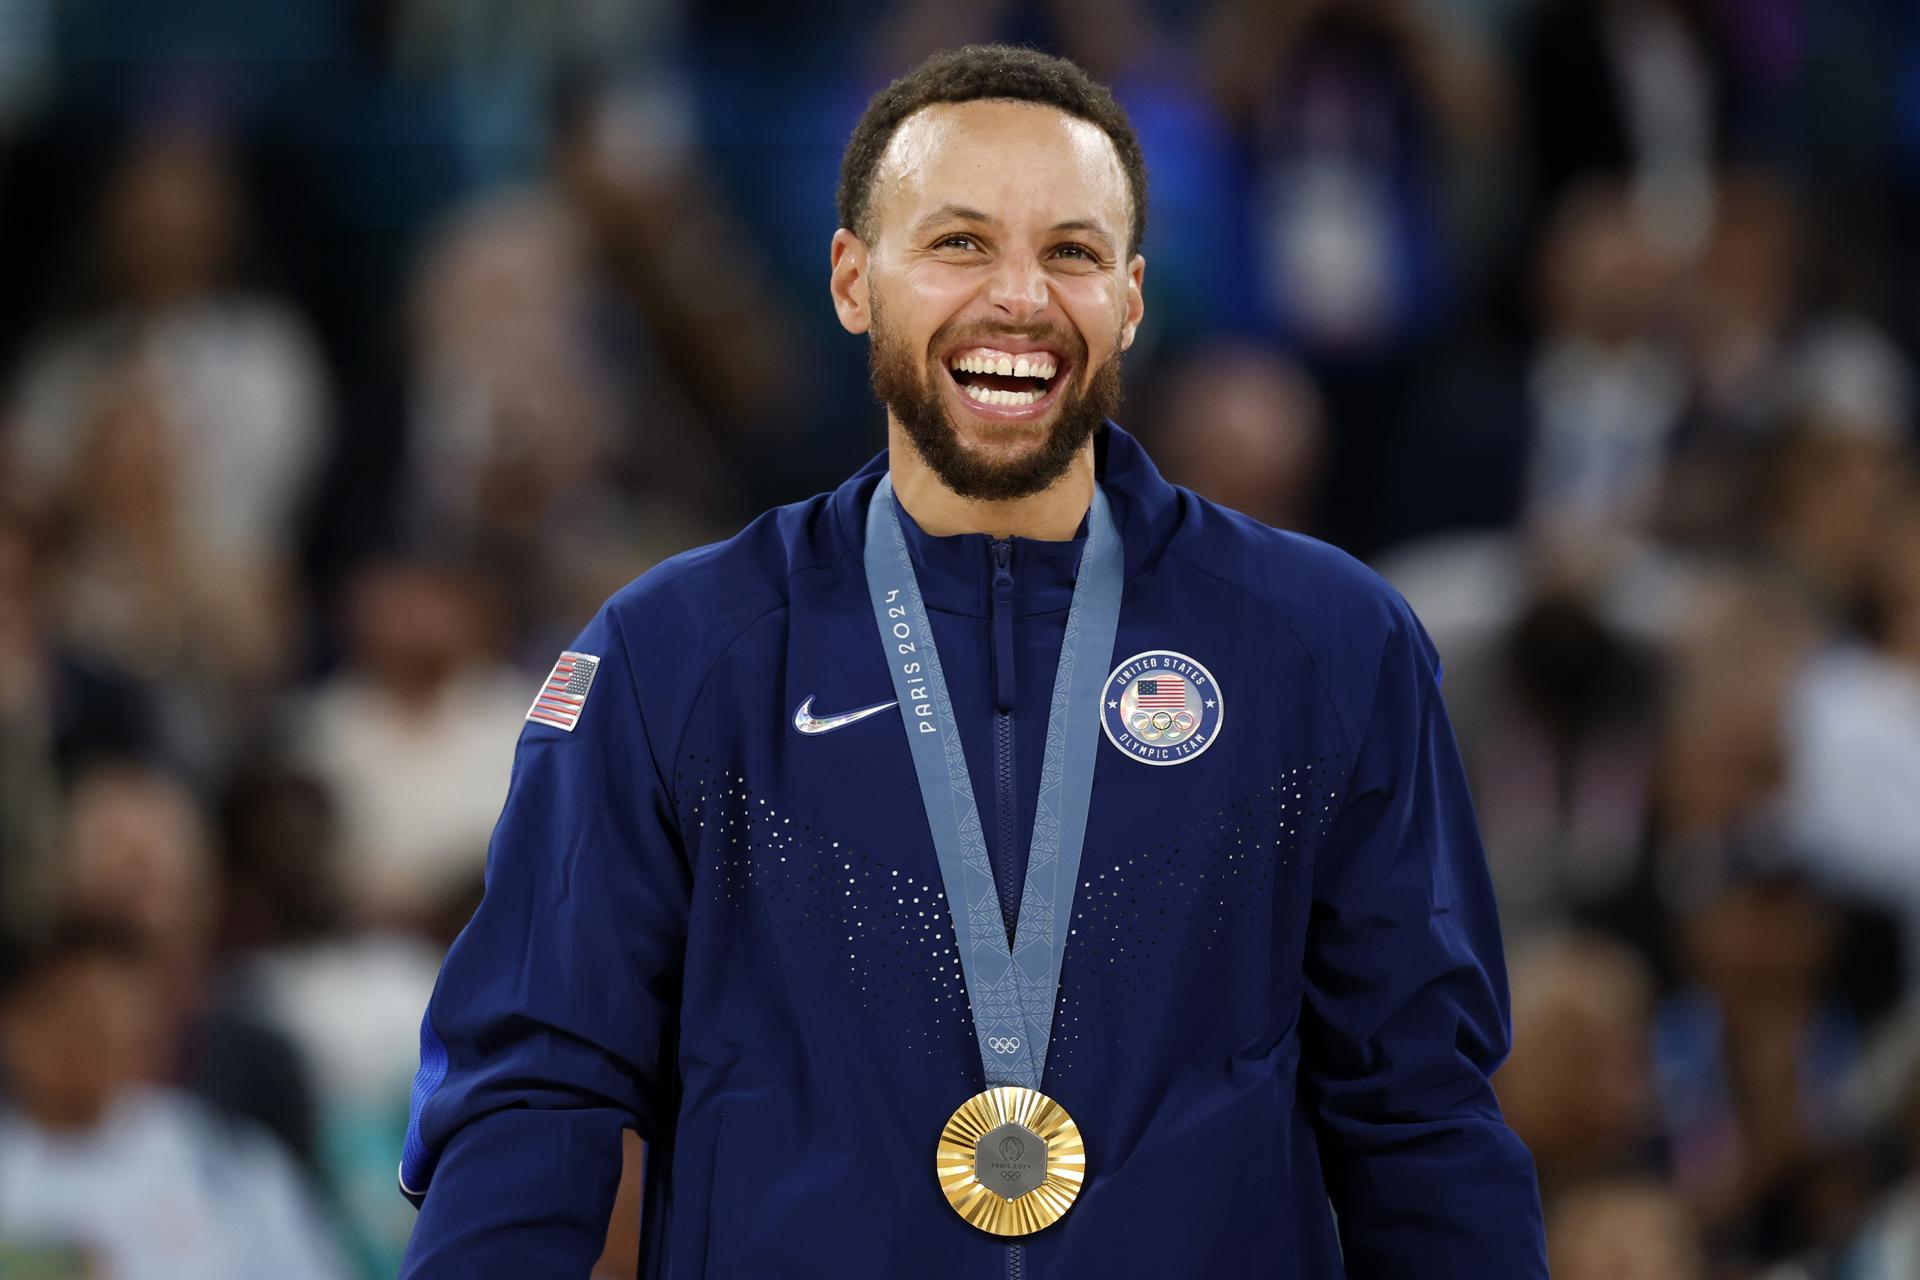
[{"left": 864, "top": 476, "right": 1123, "bottom": 1090}]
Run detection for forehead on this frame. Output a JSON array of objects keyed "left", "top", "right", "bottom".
[{"left": 871, "top": 99, "right": 1129, "bottom": 241}]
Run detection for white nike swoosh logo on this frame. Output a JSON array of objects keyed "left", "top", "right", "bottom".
[{"left": 792, "top": 695, "right": 898, "bottom": 736}]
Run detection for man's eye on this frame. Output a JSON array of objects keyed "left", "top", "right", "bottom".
[
  {"left": 937, "top": 234, "right": 978, "bottom": 251},
  {"left": 1053, "top": 243, "right": 1094, "bottom": 261}
]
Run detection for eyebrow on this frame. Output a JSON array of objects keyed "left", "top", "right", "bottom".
[
  {"left": 913, "top": 205, "right": 1119, "bottom": 254},
  {"left": 912, "top": 204, "right": 997, "bottom": 237},
  {"left": 1049, "top": 218, "right": 1117, "bottom": 254}
]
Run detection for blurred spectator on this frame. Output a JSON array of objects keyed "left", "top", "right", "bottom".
[
  {"left": 1148, "top": 341, "right": 1326, "bottom": 531},
  {"left": 33, "top": 372, "right": 291, "bottom": 769},
  {"left": 1655, "top": 172, "right": 1801, "bottom": 548},
  {"left": 1498, "top": 932, "right": 1662, "bottom": 1200},
  {"left": 0, "top": 918, "right": 349, "bottom": 1280},
  {"left": 384, "top": 0, "right": 685, "bottom": 188},
  {"left": 1458, "top": 587, "right": 1657, "bottom": 933},
  {"left": 243, "top": 922, "right": 442, "bottom": 1278},
  {"left": 1675, "top": 174, "right": 1799, "bottom": 440},
  {"left": 6, "top": 123, "right": 325, "bottom": 579},
  {"left": 288, "top": 557, "right": 525, "bottom": 928},
  {"left": 1520, "top": 0, "right": 1727, "bottom": 258},
  {"left": 1525, "top": 176, "right": 1687, "bottom": 554},
  {"left": 1763, "top": 315, "right": 1917, "bottom": 619},
  {"left": 216, "top": 766, "right": 347, "bottom": 955},
  {"left": 1205, "top": 0, "right": 1501, "bottom": 356},
  {"left": 1201, "top": 0, "right": 1505, "bottom": 556},
  {"left": 56, "top": 762, "right": 317, "bottom": 1167},
  {"left": 1654, "top": 570, "right": 1813, "bottom": 857},
  {"left": 1657, "top": 869, "right": 1857, "bottom": 1261},
  {"left": 405, "top": 76, "right": 769, "bottom": 647},
  {"left": 1379, "top": 175, "right": 1695, "bottom": 718},
  {"left": 0, "top": 502, "right": 160, "bottom": 936},
  {"left": 1787, "top": 490, "right": 1920, "bottom": 986},
  {"left": 1584, "top": 568, "right": 1822, "bottom": 981},
  {"left": 215, "top": 758, "right": 444, "bottom": 1278},
  {"left": 406, "top": 184, "right": 655, "bottom": 637},
  {"left": 269, "top": 556, "right": 503, "bottom": 1267},
  {"left": 1547, "top": 1178, "right": 1705, "bottom": 1280},
  {"left": 4, "top": 127, "right": 325, "bottom": 763}
]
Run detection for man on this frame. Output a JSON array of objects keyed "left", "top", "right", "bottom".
[{"left": 400, "top": 45, "right": 1547, "bottom": 1277}]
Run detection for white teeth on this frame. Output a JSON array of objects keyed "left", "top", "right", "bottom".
[
  {"left": 963, "top": 384, "right": 1043, "bottom": 407},
  {"left": 946, "top": 350, "right": 1060, "bottom": 380}
]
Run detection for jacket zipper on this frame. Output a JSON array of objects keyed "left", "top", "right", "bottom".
[
  {"left": 989, "top": 539, "right": 1019, "bottom": 949},
  {"left": 990, "top": 539, "right": 1024, "bottom": 1280}
]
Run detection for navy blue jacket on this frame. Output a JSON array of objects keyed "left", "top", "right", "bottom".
[{"left": 400, "top": 423, "right": 1546, "bottom": 1277}]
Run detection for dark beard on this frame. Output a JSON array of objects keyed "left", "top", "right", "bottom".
[{"left": 868, "top": 300, "right": 1123, "bottom": 502}]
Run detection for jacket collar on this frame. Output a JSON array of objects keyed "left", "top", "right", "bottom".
[{"left": 829, "top": 421, "right": 1182, "bottom": 619}]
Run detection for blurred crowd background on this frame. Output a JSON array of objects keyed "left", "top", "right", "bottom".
[{"left": 0, "top": 0, "right": 1918, "bottom": 1276}]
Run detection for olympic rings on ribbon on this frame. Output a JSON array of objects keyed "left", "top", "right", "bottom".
[{"left": 986, "top": 1036, "right": 1022, "bottom": 1054}]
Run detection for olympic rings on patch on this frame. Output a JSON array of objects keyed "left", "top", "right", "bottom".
[
  {"left": 986, "top": 1036, "right": 1022, "bottom": 1053},
  {"left": 1128, "top": 695, "right": 1201, "bottom": 745}
]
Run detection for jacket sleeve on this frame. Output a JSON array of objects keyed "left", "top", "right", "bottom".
[
  {"left": 398, "top": 604, "right": 690, "bottom": 1278},
  {"left": 1299, "top": 597, "right": 1547, "bottom": 1278}
]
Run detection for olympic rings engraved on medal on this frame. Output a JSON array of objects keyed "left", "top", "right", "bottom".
[{"left": 986, "top": 1036, "right": 1022, "bottom": 1054}]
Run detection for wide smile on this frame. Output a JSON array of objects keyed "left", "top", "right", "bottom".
[{"left": 941, "top": 344, "right": 1071, "bottom": 422}]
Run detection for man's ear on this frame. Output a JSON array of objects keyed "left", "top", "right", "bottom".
[
  {"left": 1120, "top": 253, "right": 1146, "bottom": 350},
  {"left": 830, "top": 229, "right": 872, "bottom": 335}
]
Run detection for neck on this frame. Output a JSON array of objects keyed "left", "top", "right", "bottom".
[{"left": 886, "top": 417, "right": 1095, "bottom": 541}]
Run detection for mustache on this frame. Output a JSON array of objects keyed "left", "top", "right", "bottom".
[{"left": 930, "top": 323, "right": 1086, "bottom": 362}]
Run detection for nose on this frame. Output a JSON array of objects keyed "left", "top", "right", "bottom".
[{"left": 984, "top": 252, "right": 1050, "bottom": 323}]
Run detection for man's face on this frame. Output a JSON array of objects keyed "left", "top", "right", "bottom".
[{"left": 833, "top": 100, "right": 1145, "bottom": 501}]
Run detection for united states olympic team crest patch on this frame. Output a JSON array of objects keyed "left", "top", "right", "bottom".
[{"left": 1100, "top": 650, "right": 1223, "bottom": 766}]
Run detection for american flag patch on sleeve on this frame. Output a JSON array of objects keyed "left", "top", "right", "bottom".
[{"left": 527, "top": 651, "right": 600, "bottom": 731}]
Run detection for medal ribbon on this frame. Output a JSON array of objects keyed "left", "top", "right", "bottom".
[{"left": 864, "top": 475, "right": 1123, "bottom": 1090}]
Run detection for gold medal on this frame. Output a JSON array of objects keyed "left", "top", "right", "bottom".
[{"left": 935, "top": 1086, "right": 1086, "bottom": 1236}]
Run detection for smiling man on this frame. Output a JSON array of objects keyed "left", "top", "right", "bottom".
[{"left": 398, "top": 45, "right": 1546, "bottom": 1278}]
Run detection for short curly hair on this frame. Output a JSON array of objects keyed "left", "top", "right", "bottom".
[{"left": 836, "top": 44, "right": 1148, "bottom": 258}]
